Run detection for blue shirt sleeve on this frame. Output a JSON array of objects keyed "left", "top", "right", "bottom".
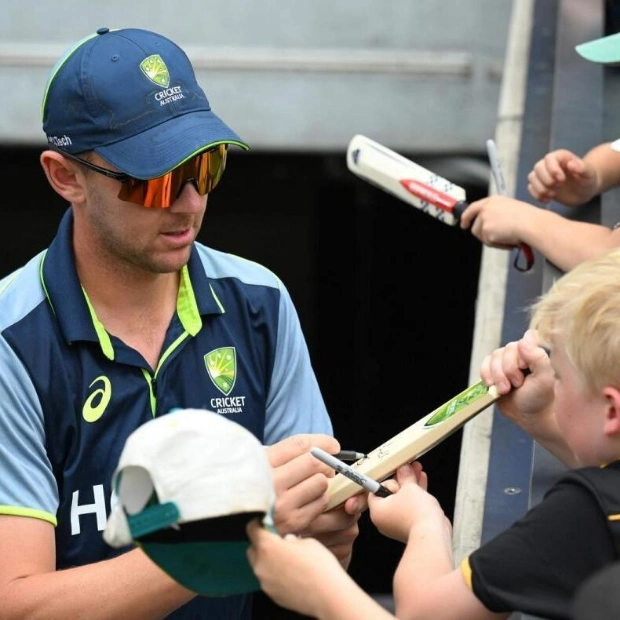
[
  {"left": 0, "top": 334, "right": 58, "bottom": 524},
  {"left": 262, "top": 279, "right": 332, "bottom": 443}
]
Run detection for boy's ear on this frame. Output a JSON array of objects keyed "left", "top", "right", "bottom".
[
  {"left": 603, "top": 386, "right": 620, "bottom": 436},
  {"left": 40, "top": 150, "right": 88, "bottom": 205}
]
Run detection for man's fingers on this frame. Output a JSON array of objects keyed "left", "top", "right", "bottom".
[{"left": 265, "top": 434, "right": 339, "bottom": 468}]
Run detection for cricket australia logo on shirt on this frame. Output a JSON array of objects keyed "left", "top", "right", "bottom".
[{"left": 204, "top": 347, "right": 246, "bottom": 414}]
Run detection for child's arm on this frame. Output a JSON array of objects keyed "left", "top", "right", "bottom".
[
  {"left": 246, "top": 520, "right": 394, "bottom": 620},
  {"left": 459, "top": 195, "right": 620, "bottom": 272},
  {"left": 368, "top": 464, "right": 508, "bottom": 620}
]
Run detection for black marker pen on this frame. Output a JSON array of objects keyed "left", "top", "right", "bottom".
[{"left": 311, "top": 448, "right": 392, "bottom": 497}]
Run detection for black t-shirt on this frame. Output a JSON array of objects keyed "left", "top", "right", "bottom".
[{"left": 462, "top": 466, "right": 620, "bottom": 619}]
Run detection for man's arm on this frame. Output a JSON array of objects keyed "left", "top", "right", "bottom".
[
  {"left": 0, "top": 516, "right": 196, "bottom": 619},
  {"left": 264, "top": 280, "right": 365, "bottom": 568}
]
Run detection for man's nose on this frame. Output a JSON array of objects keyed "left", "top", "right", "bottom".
[{"left": 169, "top": 180, "right": 206, "bottom": 211}]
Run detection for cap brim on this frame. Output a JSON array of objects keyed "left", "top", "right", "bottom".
[
  {"left": 130, "top": 510, "right": 274, "bottom": 597},
  {"left": 575, "top": 32, "right": 620, "bottom": 64},
  {"left": 96, "top": 110, "right": 249, "bottom": 179},
  {"left": 140, "top": 539, "right": 259, "bottom": 597}
]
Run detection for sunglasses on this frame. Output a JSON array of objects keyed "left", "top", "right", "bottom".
[{"left": 52, "top": 144, "right": 228, "bottom": 208}]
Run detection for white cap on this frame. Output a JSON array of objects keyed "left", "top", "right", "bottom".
[{"left": 103, "top": 408, "right": 276, "bottom": 596}]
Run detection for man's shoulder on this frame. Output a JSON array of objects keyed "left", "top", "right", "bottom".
[
  {"left": 193, "top": 243, "right": 283, "bottom": 290},
  {"left": 0, "top": 251, "right": 47, "bottom": 330}
]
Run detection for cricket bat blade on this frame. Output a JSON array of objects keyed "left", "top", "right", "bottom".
[
  {"left": 326, "top": 380, "right": 499, "bottom": 510},
  {"left": 346, "top": 134, "right": 468, "bottom": 226}
]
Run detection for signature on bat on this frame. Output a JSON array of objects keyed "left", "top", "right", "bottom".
[{"left": 351, "top": 381, "right": 491, "bottom": 466}]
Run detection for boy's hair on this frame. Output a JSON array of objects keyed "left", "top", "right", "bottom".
[{"left": 529, "top": 246, "right": 620, "bottom": 394}]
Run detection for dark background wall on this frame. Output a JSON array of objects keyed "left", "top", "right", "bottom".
[{"left": 0, "top": 145, "right": 484, "bottom": 610}]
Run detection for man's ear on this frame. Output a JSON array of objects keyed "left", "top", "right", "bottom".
[
  {"left": 603, "top": 386, "right": 620, "bottom": 436},
  {"left": 40, "top": 150, "right": 88, "bottom": 205}
]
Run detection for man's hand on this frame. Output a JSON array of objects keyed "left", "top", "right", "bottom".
[{"left": 265, "top": 434, "right": 365, "bottom": 567}]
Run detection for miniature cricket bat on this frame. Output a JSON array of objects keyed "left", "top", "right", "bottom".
[
  {"left": 346, "top": 134, "right": 469, "bottom": 226},
  {"left": 346, "top": 134, "right": 534, "bottom": 271},
  {"left": 325, "top": 380, "right": 499, "bottom": 510}
]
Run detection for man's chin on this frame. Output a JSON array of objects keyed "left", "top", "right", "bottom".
[{"left": 149, "top": 248, "right": 193, "bottom": 274}]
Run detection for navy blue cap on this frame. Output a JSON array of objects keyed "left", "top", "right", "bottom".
[{"left": 42, "top": 27, "right": 249, "bottom": 179}]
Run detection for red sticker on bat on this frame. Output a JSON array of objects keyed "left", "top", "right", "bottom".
[{"left": 400, "top": 179, "right": 458, "bottom": 213}]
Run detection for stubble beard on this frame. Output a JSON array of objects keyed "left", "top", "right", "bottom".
[{"left": 84, "top": 191, "right": 195, "bottom": 276}]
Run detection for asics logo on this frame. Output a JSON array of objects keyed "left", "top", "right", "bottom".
[{"left": 82, "top": 376, "right": 112, "bottom": 423}]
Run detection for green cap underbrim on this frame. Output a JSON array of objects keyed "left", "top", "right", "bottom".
[{"left": 140, "top": 540, "right": 260, "bottom": 597}]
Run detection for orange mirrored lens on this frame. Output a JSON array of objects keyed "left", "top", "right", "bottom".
[{"left": 117, "top": 145, "right": 228, "bottom": 208}]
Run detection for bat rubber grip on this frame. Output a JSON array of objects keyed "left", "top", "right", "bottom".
[{"left": 453, "top": 201, "right": 469, "bottom": 222}]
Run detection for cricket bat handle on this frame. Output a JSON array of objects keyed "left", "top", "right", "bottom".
[{"left": 452, "top": 201, "right": 469, "bottom": 222}]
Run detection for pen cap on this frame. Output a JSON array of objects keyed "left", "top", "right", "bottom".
[{"left": 103, "top": 408, "right": 276, "bottom": 596}]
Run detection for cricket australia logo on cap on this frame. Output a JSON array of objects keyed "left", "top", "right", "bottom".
[
  {"left": 140, "top": 55, "right": 170, "bottom": 87},
  {"left": 140, "top": 55, "right": 185, "bottom": 105},
  {"left": 205, "top": 347, "right": 237, "bottom": 396}
]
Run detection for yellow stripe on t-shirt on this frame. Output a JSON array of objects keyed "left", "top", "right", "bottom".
[{"left": 460, "top": 556, "right": 474, "bottom": 589}]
